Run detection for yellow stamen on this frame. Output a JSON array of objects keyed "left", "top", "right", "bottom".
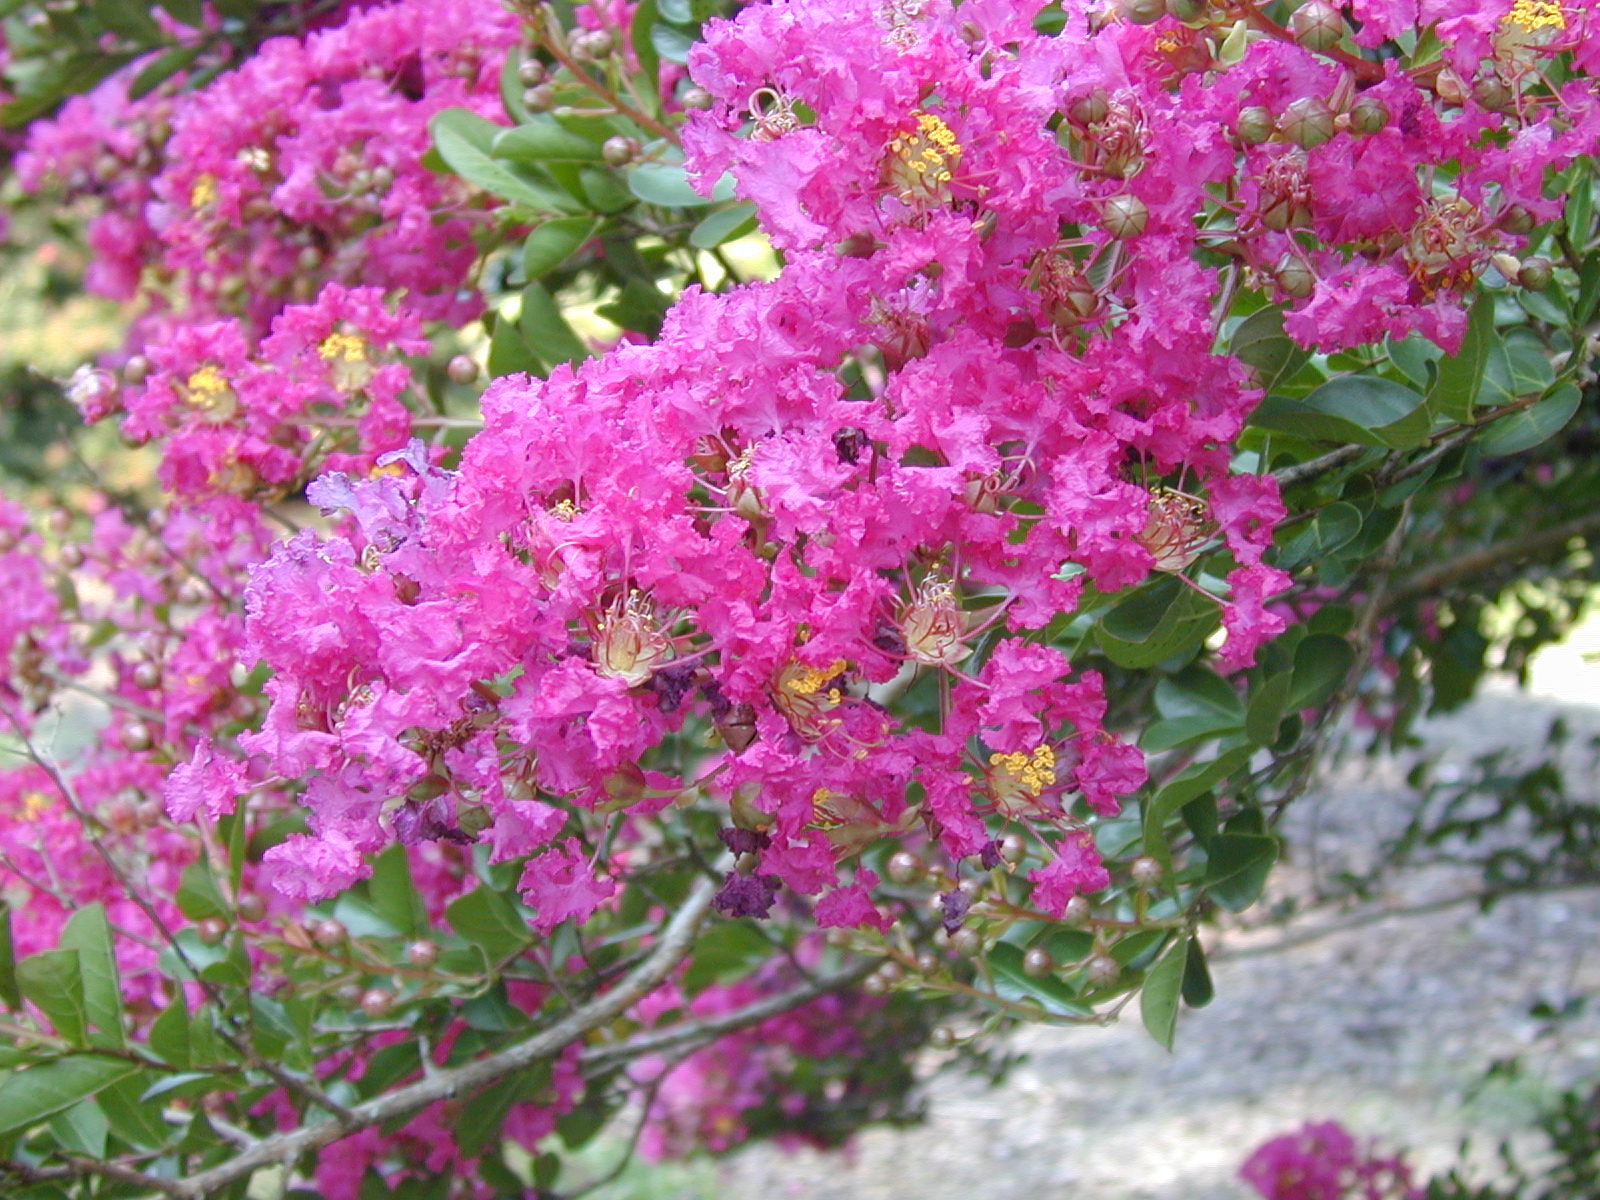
[
  {"left": 190, "top": 174, "right": 219, "bottom": 209},
  {"left": 989, "top": 744, "right": 1058, "bottom": 798},
  {"left": 21, "top": 792, "right": 51, "bottom": 819},
  {"left": 550, "top": 499, "right": 580, "bottom": 521},
  {"left": 1504, "top": 0, "right": 1565, "bottom": 31}
]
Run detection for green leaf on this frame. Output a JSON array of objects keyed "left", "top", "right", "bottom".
[
  {"left": 1141, "top": 744, "right": 1254, "bottom": 873},
  {"left": 1244, "top": 671, "right": 1294, "bottom": 747},
  {"left": 631, "top": 0, "right": 661, "bottom": 80},
  {"left": 1139, "top": 938, "right": 1187, "bottom": 1050},
  {"left": 176, "top": 862, "right": 228, "bottom": 922},
  {"left": 1205, "top": 833, "right": 1279, "bottom": 911},
  {"left": 0, "top": 900, "right": 22, "bottom": 1011},
  {"left": 47, "top": 1096, "right": 109, "bottom": 1159},
  {"left": 456, "top": 1081, "right": 523, "bottom": 1157},
  {"left": 682, "top": 921, "right": 771, "bottom": 994},
  {"left": 1180, "top": 937, "right": 1214, "bottom": 1008},
  {"left": 96, "top": 1072, "right": 172, "bottom": 1149},
  {"left": 626, "top": 160, "right": 713, "bottom": 207},
  {"left": 59, "top": 905, "right": 125, "bottom": 1049},
  {"left": 1230, "top": 306, "right": 1310, "bottom": 392},
  {"left": 129, "top": 42, "right": 204, "bottom": 100},
  {"left": 368, "top": 846, "right": 428, "bottom": 941},
  {"left": 690, "top": 203, "right": 759, "bottom": 249},
  {"left": 1144, "top": 666, "right": 1243, "bottom": 751},
  {"left": 650, "top": 23, "right": 697, "bottom": 64},
  {"left": 1480, "top": 329, "right": 1555, "bottom": 406},
  {"left": 519, "top": 282, "right": 590, "bottom": 367},
  {"left": 486, "top": 310, "right": 541, "bottom": 378},
  {"left": 1385, "top": 333, "right": 1441, "bottom": 388},
  {"left": 1095, "top": 576, "right": 1220, "bottom": 669},
  {"left": 1574, "top": 251, "right": 1600, "bottom": 326},
  {"left": 18, "top": 950, "right": 88, "bottom": 1046},
  {"left": 1287, "top": 633, "right": 1354, "bottom": 711},
  {"left": 430, "top": 108, "right": 580, "bottom": 213},
  {"left": 1275, "top": 502, "right": 1362, "bottom": 572},
  {"left": 0, "top": 1057, "right": 138, "bottom": 1136},
  {"left": 986, "top": 943, "right": 1094, "bottom": 1019},
  {"left": 1251, "top": 376, "right": 1429, "bottom": 448},
  {"left": 578, "top": 167, "right": 634, "bottom": 214},
  {"left": 147, "top": 997, "right": 191, "bottom": 1069},
  {"left": 1478, "top": 385, "right": 1581, "bottom": 456},
  {"left": 446, "top": 887, "right": 530, "bottom": 966},
  {"left": 1428, "top": 292, "right": 1495, "bottom": 422},
  {"left": 492, "top": 120, "right": 604, "bottom": 164}
]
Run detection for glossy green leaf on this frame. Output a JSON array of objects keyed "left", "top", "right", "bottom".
[
  {"left": 1574, "top": 251, "right": 1600, "bottom": 326},
  {"left": 682, "top": 920, "right": 771, "bottom": 994},
  {"left": 46, "top": 1096, "right": 109, "bottom": 1159},
  {"left": 430, "top": 108, "right": 579, "bottom": 213},
  {"left": 1287, "top": 634, "right": 1355, "bottom": 711},
  {"left": 1276, "top": 502, "right": 1363, "bottom": 572},
  {"left": 492, "top": 120, "right": 603, "bottom": 164},
  {"left": 368, "top": 845, "right": 428, "bottom": 941},
  {"left": 1205, "top": 832, "right": 1279, "bottom": 911},
  {"left": 0, "top": 900, "right": 22, "bottom": 1012},
  {"left": 129, "top": 43, "right": 205, "bottom": 100},
  {"left": 1141, "top": 744, "right": 1254, "bottom": 873},
  {"left": 986, "top": 943, "right": 1094, "bottom": 1019},
  {"left": 519, "top": 282, "right": 590, "bottom": 367},
  {"left": 626, "top": 160, "right": 713, "bottom": 207},
  {"left": 18, "top": 950, "right": 87, "bottom": 1046},
  {"left": 1478, "top": 385, "right": 1580, "bottom": 456},
  {"left": 1139, "top": 937, "right": 1187, "bottom": 1050},
  {"left": 1230, "top": 306, "right": 1310, "bottom": 392},
  {"left": 524, "top": 217, "right": 601, "bottom": 278},
  {"left": 1428, "top": 292, "right": 1495, "bottom": 422},
  {"left": 0, "top": 1057, "right": 138, "bottom": 1136},
  {"left": 631, "top": 0, "right": 661, "bottom": 80},
  {"left": 1385, "top": 333, "right": 1442, "bottom": 388},
  {"left": 59, "top": 905, "right": 124, "bottom": 1049},
  {"left": 446, "top": 887, "right": 530, "bottom": 966},
  {"left": 690, "top": 203, "right": 759, "bottom": 249},
  {"left": 1095, "top": 576, "right": 1220, "bottom": 669},
  {"left": 1251, "top": 376, "right": 1429, "bottom": 448},
  {"left": 650, "top": 23, "right": 697, "bottom": 63},
  {"left": 147, "top": 997, "right": 191, "bottom": 1069},
  {"left": 486, "top": 310, "right": 541, "bottom": 378},
  {"left": 176, "top": 862, "right": 228, "bottom": 922},
  {"left": 1245, "top": 671, "right": 1294, "bottom": 747},
  {"left": 1180, "top": 937, "right": 1214, "bottom": 1008},
  {"left": 96, "top": 1072, "right": 171, "bottom": 1149},
  {"left": 579, "top": 167, "right": 634, "bottom": 213}
]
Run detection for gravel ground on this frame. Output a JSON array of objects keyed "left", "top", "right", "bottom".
[{"left": 719, "top": 669, "right": 1600, "bottom": 1200}]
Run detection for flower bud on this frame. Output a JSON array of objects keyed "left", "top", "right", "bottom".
[
  {"left": 123, "top": 355, "right": 151, "bottom": 385},
  {"left": 1275, "top": 257, "right": 1316, "bottom": 298},
  {"left": 1472, "top": 75, "right": 1512, "bottom": 111},
  {"left": 930, "top": 1025, "right": 957, "bottom": 1049},
  {"left": 571, "top": 29, "right": 615, "bottom": 60},
  {"left": 1517, "top": 257, "right": 1553, "bottom": 290},
  {"left": 863, "top": 972, "right": 890, "bottom": 995},
  {"left": 1086, "top": 954, "right": 1119, "bottom": 984},
  {"left": 999, "top": 833, "right": 1026, "bottom": 863},
  {"left": 1063, "top": 895, "right": 1091, "bottom": 925},
  {"left": 1130, "top": 856, "right": 1163, "bottom": 886},
  {"left": 1118, "top": 0, "right": 1166, "bottom": 24},
  {"left": 1166, "top": 0, "right": 1208, "bottom": 18},
  {"left": 1491, "top": 252, "right": 1523, "bottom": 281},
  {"left": 915, "top": 950, "right": 939, "bottom": 974},
  {"left": 1435, "top": 67, "right": 1467, "bottom": 106},
  {"left": 1235, "top": 105, "right": 1274, "bottom": 145},
  {"left": 447, "top": 354, "right": 479, "bottom": 385},
  {"left": 1101, "top": 193, "right": 1149, "bottom": 239},
  {"left": 312, "top": 918, "right": 347, "bottom": 949},
  {"left": 196, "top": 917, "right": 229, "bottom": 946},
  {"left": 681, "top": 86, "right": 714, "bottom": 111},
  {"left": 132, "top": 660, "right": 162, "bottom": 690},
  {"left": 950, "top": 927, "right": 983, "bottom": 957},
  {"left": 1498, "top": 205, "right": 1535, "bottom": 234},
  {"left": 360, "top": 988, "right": 395, "bottom": 1019},
  {"left": 887, "top": 851, "right": 922, "bottom": 884},
  {"left": 1067, "top": 88, "right": 1110, "bottom": 127},
  {"left": 1290, "top": 0, "right": 1345, "bottom": 51},
  {"left": 523, "top": 84, "right": 556, "bottom": 113},
  {"left": 1278, "top": 96, "right": 1335, "bottom": 149},
  {"left": 517, "top": 58, "right": 546, "bottom": 87},
  {"left": 1348, "top": 94, "right": 1389, "bottom": 135},
  {"left": 235, "top": 893, "right": 266, "bottom": 923},
  {"left": 601, "top": 135, "right": 642, "bottom": 167},
  {"left": 1022, "top": 947, "right": 1055, "bottom": 977}
]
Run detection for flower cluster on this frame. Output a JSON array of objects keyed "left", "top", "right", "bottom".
[{"left": 1241, "top": 1121, "right": 1422, "bottom": 1200}]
